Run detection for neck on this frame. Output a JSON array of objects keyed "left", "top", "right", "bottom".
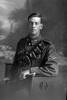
[
  {"left": 30, "top": 33, "right": 41, "bottom": 39},
  {"left": 29, "top": 33, "right": 42, "bottom": 42}
]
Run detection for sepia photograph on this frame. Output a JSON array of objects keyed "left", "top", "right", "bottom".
[{"left": 0, "top": 0, "right": 67, "bottom": 100}]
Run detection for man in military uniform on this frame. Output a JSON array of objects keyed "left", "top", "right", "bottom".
[{"left": 10, "top": 12, "right": 58, "bottom": 79}]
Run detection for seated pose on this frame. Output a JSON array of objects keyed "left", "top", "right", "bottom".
[{"left": 10, "top": 12, "right": 59, "bottom": 79}]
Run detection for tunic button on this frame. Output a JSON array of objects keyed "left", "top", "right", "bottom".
[
  {"left": 29, "top": 43, "right": 31, "bottom": 46},
  {"left": 30, "top": 53, "right": 32, "bottom": 57}
]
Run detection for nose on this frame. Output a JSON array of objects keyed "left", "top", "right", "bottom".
[{"left": 32, "top": 23, "right": 36, "bottom": 28}]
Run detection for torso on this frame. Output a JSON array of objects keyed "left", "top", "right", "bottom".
[{"left": 17, "top": 35, "right": 50, "bottom": 68}]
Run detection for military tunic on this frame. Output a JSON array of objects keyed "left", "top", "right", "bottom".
[{"left": 11, "top": 35, "right": 58, "bottom": 78}]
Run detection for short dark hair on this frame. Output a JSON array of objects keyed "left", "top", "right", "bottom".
[{"left": 28, "top": 12, "right": 42, "bottom": 22}]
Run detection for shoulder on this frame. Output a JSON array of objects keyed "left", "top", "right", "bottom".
[
  {"left": 17, "top": 35, "right": 30, "bottom": 45},
  {"left": 44, "top": 40, "right": 56, "bottom": 53},
  {"left": 42, "top": 39, "right": 55, "bottom": 51},
  {"left": 42, "top": 38, "right": 53, "bottom": 47}
]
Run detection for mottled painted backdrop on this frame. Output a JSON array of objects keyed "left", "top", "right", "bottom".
[{"left": 0, "top": 0, "right": 67, "bottom": 56}]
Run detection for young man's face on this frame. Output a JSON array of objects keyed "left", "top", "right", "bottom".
[{"left": 29, "top": 16, "right": 43, "bottom": 37}]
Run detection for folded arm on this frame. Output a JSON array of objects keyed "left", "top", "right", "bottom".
[{"left": 39, "top": 44, "right": 59, "bottom": 76}]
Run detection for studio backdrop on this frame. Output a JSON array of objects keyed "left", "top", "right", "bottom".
[{"left": 0, "top": 0, "right": 67, "bottom": 59}]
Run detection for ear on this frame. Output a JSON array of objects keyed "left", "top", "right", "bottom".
[{"left": 40, "top": 24, "right": 43, "bottom": 30}]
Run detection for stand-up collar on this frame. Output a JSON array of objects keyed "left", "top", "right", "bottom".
[{"left": 29, "top": 34, "right": 42, "bottom": 42}]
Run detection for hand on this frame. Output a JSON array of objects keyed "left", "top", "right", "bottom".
[
  {"left": 21, "top": 70, "right": 30, "bottom": 79},
  {"left": 21, "top": 70, "right": 36, "bottom": 79}
]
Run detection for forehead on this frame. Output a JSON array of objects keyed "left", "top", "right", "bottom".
[{"left": 30, "top": 17, "right": 41, "bottom": 23}]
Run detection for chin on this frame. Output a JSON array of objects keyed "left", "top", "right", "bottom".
[
  {"left": 32, "top": 33, "right": 37, "bottom": 36},
  {"left": 31, "top": 32, "right": 36, "bottom": 35}
]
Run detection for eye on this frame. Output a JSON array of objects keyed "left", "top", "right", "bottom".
[{"left": 35, "top": 22, "right": 38, "bottom": 25}]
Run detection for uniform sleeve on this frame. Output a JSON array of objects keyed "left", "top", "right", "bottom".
[
  {"left": 13, "top": 39, "right": 25, "bottom": 66},
  {"left": 39, "top": 44, "right": 59, "bottom": 76},
  {"left": 10, "top": 39, "right": 25, "bottom": 78}
]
